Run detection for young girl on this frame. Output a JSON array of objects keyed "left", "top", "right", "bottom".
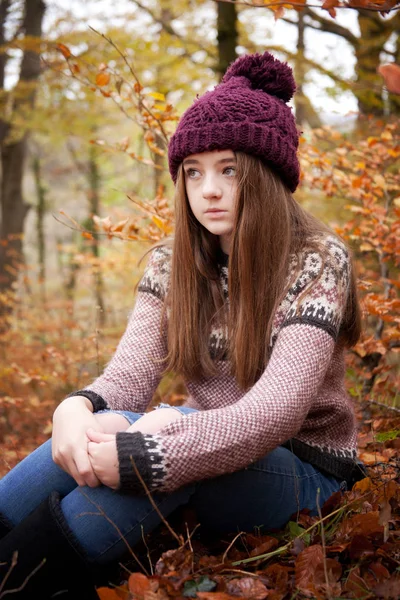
[{"left": 0, "top": 51, "right": 365, "bottom": 599}]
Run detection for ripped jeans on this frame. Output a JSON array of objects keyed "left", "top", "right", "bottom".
[{"left": 0, "top": 405, "right": 344, "bottom": 566}]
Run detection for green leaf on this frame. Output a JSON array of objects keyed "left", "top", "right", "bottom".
[
  {"left": 183, "top": 576, "right": 217, "bottom": 597},
  {"left": 286, "top": 521, "right": 311, "bottom": 545},
  {"left": 375, "top": 429, "right": 400, "bottom": 442}
]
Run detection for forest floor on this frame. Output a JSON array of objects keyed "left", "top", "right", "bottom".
[{"left": 94, "top": 401, "right": 400, "bottom": 600}]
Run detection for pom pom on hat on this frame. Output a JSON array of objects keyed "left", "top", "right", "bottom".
[{"left": 222, "top": 51, "right": 296, "bottom": 103}]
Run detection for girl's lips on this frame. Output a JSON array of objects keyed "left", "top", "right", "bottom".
[
  {"left": 205, "top": 210, "right": 227, "bottom": 218},
  {"left": 205, "top": 209, "right": 226, "bottom": 213}
]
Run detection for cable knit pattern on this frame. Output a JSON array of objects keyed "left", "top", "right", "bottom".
[
  {"left": 70, "top": 234, "right": 360, "bottom": 493},
  {"left": 168, "top": 51, "right": 300, "bottom": 192}
]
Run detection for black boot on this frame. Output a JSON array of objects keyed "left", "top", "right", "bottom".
[
  {"left": 0, "top": 491, "right": 103, "bottom": 599},
  {"left": 0, "top": 512, "right": 12, "bottom": 539}
]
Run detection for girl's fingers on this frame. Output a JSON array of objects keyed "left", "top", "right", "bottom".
[
  {"left": 73, "top": 450, "right": 101, "bottom": 488},
  {"left": 86, "top": 428, "right": 115, "bottom": 443}
]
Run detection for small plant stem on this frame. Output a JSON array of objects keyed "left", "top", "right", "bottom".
[{"left": 129, "top": 455, "right": 183, "bottom": 545}]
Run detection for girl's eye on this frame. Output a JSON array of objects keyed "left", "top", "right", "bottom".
[
  {"left": 185, "top": 168, "right": 200, "bottom": 179},
  {"left": 223, "top": 166, "right": 236, "bottom": 177}
]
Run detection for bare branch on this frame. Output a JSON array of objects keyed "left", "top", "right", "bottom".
[
  {"left": 304, "top": 7, "right": 359, "bottom": 47},
  {"left": 131, "top": 0, "right": 215, "bottom": 61}
]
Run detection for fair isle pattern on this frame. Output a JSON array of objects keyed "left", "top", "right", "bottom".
[
  {"left": 138, "top": 235, "right": 350, "bottom": 357},
  {"left": 70, "top": 233, "right": 361, "bottom": 492},
  {"left": 137, "top": 246, "right": 173, "bottom": 300},
  {"left": 278, "top": 237, "right": 350, "bottom": 341},
  {"left": 117, "top": 431, "right": 168, "bottom": 493}
]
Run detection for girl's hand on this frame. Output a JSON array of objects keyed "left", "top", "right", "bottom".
[
  {"left": 87, "top": 429, "right": 120, "bottom": 490},
  {"left": 52, "top": 396, "right": 104, "bottom": 488}
]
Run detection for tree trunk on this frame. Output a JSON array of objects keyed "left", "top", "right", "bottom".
[
  {"left": 88, "top": 144, "right": 105, "bottom": 326},
  {"left": 0, "top": 0, "right": 11, "bottom": 144},
  {"left": 294, "top": 12, "right": 322, "bottom": 129},
  {"left": 0, "top": 137, "right": 30, "bottom": 291},
  {"left": 355, "top": 11, "right": 392, "bottom": 116},
  {"left": 216, "top": 0, "right": 238, "bottom": 81},
  {"left": 32, "top": 154, "right": 46, "bottom": 301},
  {"left": 0, "top": 0, "right": 45, "bottom": 302}
]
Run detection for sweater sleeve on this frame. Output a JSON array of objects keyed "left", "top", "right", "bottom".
[
  {"left": 66, "top": 247, "right": 171, "bottom": 413},
  {"left": 115, "top": 236, "right": 352, "bottom": 493}
]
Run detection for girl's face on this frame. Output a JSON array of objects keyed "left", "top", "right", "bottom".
[{"left": 183, "top": 150, "right": 237, "bottom": 254}]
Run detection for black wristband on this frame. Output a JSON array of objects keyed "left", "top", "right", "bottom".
[{"left": 65, "top": 390, "right": 108, "bottom": 413}]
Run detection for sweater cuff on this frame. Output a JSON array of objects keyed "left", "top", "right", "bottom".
[
  {"left": 116, "top": 431, "right": 167, "bottom": 494},
  {"left": 65, "top": 390, "right": 108, "bottom": 412}
]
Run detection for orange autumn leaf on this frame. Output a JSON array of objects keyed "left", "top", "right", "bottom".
[
  {"left": 96, "top": 72, "right": 110, "bottom": 87},
  {"left": 57, "top": 43, "right": 71, "bottom": 58},
  {"left": 197, "top": 593, "right": 238, "bottom": 600},
  {"left": 128, "top": 572, "right": 151, "bottom": 598},
  {"left": 378, "top": 63, "right": 400, "bottom": 95},
  {"left": 96, "top": 588, "right": 122, "bottom": 600},
  {"left": 359, "top": 451, "right": 388, "bottom": 464}
]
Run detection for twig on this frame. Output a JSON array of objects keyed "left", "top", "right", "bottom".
[
  {"left": 368, "top": 399, "right": 400, "bottom": 414},
  {"left": 141, "top": 524, "right": 153, "bottom": 576},
  {"left": 0, "top": 553, "right": 46, "bottom": 598},
  {"left": 220, "top": 568, "right": 261, "bottom": 577},
  {"left": 185, "top": 522, "right": 195, "bottom": 574},
  {"left": 129, "top": 455, "right": 183, "bottom": 545},
  {"left": 316, "top": 487, "right": 331, "bottom": 599},
  {"left": 77, "top": 490, "right": 149, "bottom": 575},
  {"left": 222, "top": 531, "right": 245, "bottom": 563},
  {"left": 89, "top": 27, "right": 169, "bottom": 145}
]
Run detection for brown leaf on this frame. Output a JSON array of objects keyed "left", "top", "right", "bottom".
[
  {"left": 226, "top": 577, "right": 269, "bottom": 599},
  {"left": 154, "top": 547, "right": 192, "bottom": 577},
  {"left": 262, "top": 563, "right": 291, "bottom": 597},
  {"left": 373, "top": 574, "right": 400, "bottom": 599},
  {"left": 348, "top": 534, "right": 375, "bottom": 561},
  {"left": 342, "top": 568, "right": 370, "bottom": 599},
  {"left": 249, "top": 537, "right": 279, "bottom": 557},
  {"left": 196, "top": 593, "right": 238, "bottom": 600},
  {"left": 314, "top": 559, "right": 342, "bottom": 591},
  {"left": 368, "top": 561, "right": 391, "bottom": 582},
  {"left": 295, "top": 545, "right": 324, "bottom": 594}
]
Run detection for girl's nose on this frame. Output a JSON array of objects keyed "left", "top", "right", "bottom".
[{"left": 202, "top": 175, "right": 222, "bottom": 199}]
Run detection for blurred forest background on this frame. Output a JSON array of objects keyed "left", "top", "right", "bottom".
[{"left": 0, "top": 0, "right": 399, "bottom": 475}]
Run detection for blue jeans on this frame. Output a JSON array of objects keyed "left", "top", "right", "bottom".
[{"left": 0, "top": 406, "right": 344, "bottom": 566}]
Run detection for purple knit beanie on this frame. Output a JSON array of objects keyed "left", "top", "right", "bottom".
[{"left": 168, "top": 51, "right": 300, "bottom": 192}]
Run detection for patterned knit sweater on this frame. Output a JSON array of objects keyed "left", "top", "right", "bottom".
[{"left": 70, "top": 234, "right": 361, "bottom": 494}]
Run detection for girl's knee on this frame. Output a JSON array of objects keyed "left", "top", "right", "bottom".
[
  {"left": 94, "top": 412, "right": 130, "bottom": 434},
  {"left": 126, "top": 408, "right": 182, "bottom": 435}
]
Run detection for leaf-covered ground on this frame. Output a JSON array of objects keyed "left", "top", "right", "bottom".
[{"left": 96, "top": 403, "right": 400, "bottom": 600}]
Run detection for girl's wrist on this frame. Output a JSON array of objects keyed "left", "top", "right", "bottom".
[{"left": 58, "top": 395, "right": 94, "bottom": 413}]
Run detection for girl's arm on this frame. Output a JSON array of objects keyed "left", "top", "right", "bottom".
[{"left": 116, "top": 323, "right": 337, "bottom": 492}]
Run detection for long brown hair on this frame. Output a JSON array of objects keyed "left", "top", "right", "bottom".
[{"left": 155, "top": 152, "right": 362, "bottom": 390}]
